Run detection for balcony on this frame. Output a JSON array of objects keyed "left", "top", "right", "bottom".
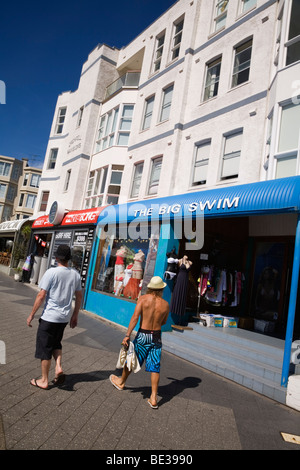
[{"left": 105, "top": 72, "right": 140, "bottom": 100}]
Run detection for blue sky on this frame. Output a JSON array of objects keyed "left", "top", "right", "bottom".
[{"left": 0, "top": 0, "right": 175, "bottom": 168}]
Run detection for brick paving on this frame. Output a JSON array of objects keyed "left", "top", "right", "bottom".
[{"left": 0, "top": 271, "right": 299, "bottom": 451}]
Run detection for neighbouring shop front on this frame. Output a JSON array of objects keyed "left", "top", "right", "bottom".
[
  {"left": 30, "top": 204, "right": 104, "bottom": 298},
  {"left": 84, "top": 176, "right": 300, "bottom": 387},
  {"left": 0, "top": 218, "right": 33, "bottom": 275}
]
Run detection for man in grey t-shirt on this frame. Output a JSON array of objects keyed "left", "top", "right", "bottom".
[{"left": 27, "top": 245, "right": 82, "bottom": 390}]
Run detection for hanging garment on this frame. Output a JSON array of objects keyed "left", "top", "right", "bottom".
[{"left": 170, "top": 264, "right": 191, "bottom": 317}]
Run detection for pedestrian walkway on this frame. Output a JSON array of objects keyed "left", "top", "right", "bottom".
[{"left": 0, "top": 272, "right": 299, "bottom": 451}]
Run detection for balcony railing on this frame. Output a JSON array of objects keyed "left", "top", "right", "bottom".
[{"left": 105, "top": 72, "right": 140, "bottom": 100}]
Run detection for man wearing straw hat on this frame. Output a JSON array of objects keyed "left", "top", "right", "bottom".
[{"left": 109, "top": 276, "right": 169, "bottom": 409}]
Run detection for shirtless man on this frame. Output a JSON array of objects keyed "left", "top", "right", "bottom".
[{"left": 109, "top": 276, "right": 169, "bottom": 409}]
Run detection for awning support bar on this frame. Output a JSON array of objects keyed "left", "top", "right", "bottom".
[{"left": 281, "top": 214, "right": 300, "bottom": 387}]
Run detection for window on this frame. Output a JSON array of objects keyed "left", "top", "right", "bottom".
[
  {"left": 25, "top": 194, "right": 36, "bottom": 209},
  {"left": 152, "top": 32, "right": 165, "bottom": 73},
  {"left": 64, "top": 169, "right": 71, "bottom": 191},
  {"left": 159, "top": 85, "right": 173, "bottom": 122},
  {"left": 0, "top": 184, "right": 7, "bottom": 198},
  {"left": 92, "top": 225, "right": 160, "bottom": 300},
  {"left": 231, "top": 39, "right": 252, "bottom": 88},
  {"left": 11, "top": 166, "right": 20, "bottom": 180},
  {"left": 240, "top": 0, "right": 256, "bottom": 14},
  {"left": 39, "top": 191, "right": 49, "bottom": 212},
  {"left": 148, "top": 157, "right": 162, "bottom": 195},
  {"left": 117, "top": 105, "right": 134, "bottom": 146},
  {"left": 203, "top": 57, "right": 222, "bottom": 101},
  {"left": 286, "top": 0, "right": 300, "bottom": 66},
  {"left": 130, "top": 162, "right": 144, "bottom": 198},
  {"left": 213, "top": 0, "right": 228, "bottom": 32},
  {"left": 170, "top": 18, "right": 184, "bottom": 61},
  {"left": 106, "top": 165, "right": 124, "bottom": 205},
  {"left": 192, "top": 141, "right": 211, "bottom": 186},
  {"left": 18, "top": 193, "right": 24, "bottom": 207},
  {"left": 23, "top": 173, "right": 29, "bottom": 186},
  {"left": 6, "top": 185, "right": 15, "bottom": 201},
  {"left": 221, "top": 130, "right": 243, "bottom": 180},
  {"left": 142, "top": 96, "right": 155, "bottom": 130},
  {"left": 275, "top": 103, "right": 300, "bottom": 179},
  {"left": 95, "top": 105, "right": 134, "bottom": 151},
  {"left": 84, "top": 165, "right": 123, "bottom": 208},
  {"left": 30, "top": 174, "right": 40, "bottom": 187},
  {"left": 0, "top": 162, "right": 11, "bottom": 177},
  {"left": 77, "top": 106, "right": 84, "bottom": 127},
  {"left": 55, "top": 107, "right": 67, "bottom": 134},
  {"left": 48, "top": 149, "right": 58, "bottom": 170}
]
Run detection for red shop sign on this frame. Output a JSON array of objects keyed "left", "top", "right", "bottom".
[{"left": 32, "top": 207, "right": 104, "bottom": 228}]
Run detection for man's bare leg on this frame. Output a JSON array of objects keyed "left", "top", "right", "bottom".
[
  {"left": 149, "top": 372, "right": 160, "bottom": 407},
  {"left": 110, "top": 365, "right": 131, "bottom": 390},
  {"left": 31, "top": 359, "right": 51, "bottom": 389},
  {"left": 53, "top": 349, "right": 63, "bottom": 377}
]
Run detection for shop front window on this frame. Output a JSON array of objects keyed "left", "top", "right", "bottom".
[{"left": 92, "top": 224, "right": 160, "bottom": 301}]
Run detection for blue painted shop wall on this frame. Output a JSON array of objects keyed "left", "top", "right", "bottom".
[{"left": 84, "top": 222, "right": 179, "bottom": 332}]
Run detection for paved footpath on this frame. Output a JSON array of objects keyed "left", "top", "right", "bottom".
[{"left": 0, "top": 271, "right": 299, "bottom": 453}]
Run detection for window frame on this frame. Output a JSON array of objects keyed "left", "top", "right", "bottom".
[
  {"left": 55, "top": 107, "right": 67, "bottom": 135},
  {"left": 203, "top": 56, "right": 222, "bottom": 102},
  {"left": 159, "top": 84, "right": 174, "bottom": 123},
  {"left": 142, "top": 95, "right": 155, "bottom": 130},
  {"left": 213, "top": 0, "right": 228, "bottom": 33},
  {"left": 170, "top": 17, "right": 184, "bottom": 62},
  {"left": 191, "top": 140, "right": 211, "bottom": 187},
  {"left": 39, "top": 191, "right": 50, "bottom": 212},
  {"left": 47, "top": 148, "right": 58, "bottom": 170},
  {"left": 130, "top": 162, "right": 144, "bottom": 199},
  {"left": 274, "top": 101, "right": 300, "bottom": 179},
  {"left": 231, "top": 38, "right": 253, "bottom": 88},
  {"left": 152, "top": 31, "right": 165, "bottom": 73},
  {"left": 220, "top": 129, "right": 243, "bottom": 180},
  {"left": 147, "top": 156, "right": 163, "bottom": 196}
]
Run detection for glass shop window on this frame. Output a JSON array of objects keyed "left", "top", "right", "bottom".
[{"left": 92, "top": 224, "right": 160, "bottom": 301}]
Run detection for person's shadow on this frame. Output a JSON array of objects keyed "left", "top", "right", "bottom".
[
  {"left": 125, "top": 376, "right": 202, "bottom": 406},
  {"left": 53, "top": 372, "right": 201, "bottom": 407}
]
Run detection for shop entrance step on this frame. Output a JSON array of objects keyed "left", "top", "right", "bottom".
[
  {"left": 171, "top": 325, "right": 193, "bottom": 331},
  {"left": 162, "top": 322, "right": 287, "bottom": 404}
]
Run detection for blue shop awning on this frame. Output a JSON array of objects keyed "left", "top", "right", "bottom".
[{"left": 96, "top": 176, "right": 300, "bottom": 226}]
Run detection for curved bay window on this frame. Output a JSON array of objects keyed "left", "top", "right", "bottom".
[{"left": 92, "top": 224, "right": 160, "bottom": 301}]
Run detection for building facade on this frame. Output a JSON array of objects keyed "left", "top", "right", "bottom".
[
  {"left": 0, "top": 156, "right": 42, "bottom": 222},
  {"left": 31, "top": 0, "right": 300, "bottom": 404},
  {"left": 34, "top": 0, "right": 300, "bottom": 218}
]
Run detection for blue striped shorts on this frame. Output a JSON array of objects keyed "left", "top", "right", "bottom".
[{"left": 133, "top": 328, "right": 162, "bottom": 373}]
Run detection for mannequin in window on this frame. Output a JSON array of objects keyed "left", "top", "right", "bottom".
[
  {"left": 164, "top": 248, "right": 179, "bottom": 281},
  {"left": 170, "top": 255, "right": 193, "bottom": 325},
  {"left": 123, "top": 249, "right": 145, "bottom": 300},
  {"left": 114, "top": 245, "right": 127, "bottom": 290}
]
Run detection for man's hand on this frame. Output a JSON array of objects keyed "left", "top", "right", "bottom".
[
  {"left": 121, "top": 335, "right": 130, "bottom": 348},
  {"left": 26, "top": 314, "right": 34, "bottom": 327},
  {"left": 70, "top": 315, "right": 78, "bottom": 329}
]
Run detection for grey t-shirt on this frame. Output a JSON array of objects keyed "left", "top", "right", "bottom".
[{"left": 39, "top": 266, "right": 82, "bottom": 323}]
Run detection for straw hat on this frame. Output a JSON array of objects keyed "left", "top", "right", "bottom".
[{"left": 147, "top": 276, "right": 167, "bottom": 290}]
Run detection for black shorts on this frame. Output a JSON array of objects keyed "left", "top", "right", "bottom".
[{"left": 35, "top": 319, "right": 68, "bottom": 360}]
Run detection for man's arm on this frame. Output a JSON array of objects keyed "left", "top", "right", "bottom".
[
  {"left": 122, "top": 299, "right": 143, "bottom": 347},
  {"left": 70, "top": 290, "right": 83, "bottom": 329},
  {"left": 161, "top": 303, "right": 170, "bottom": 326},
  {"left": 27, "top": 289, "right": 47, "bottom": 327}
]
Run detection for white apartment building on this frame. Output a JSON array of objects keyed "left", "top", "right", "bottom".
[{"left": 34, "top": 0, "right": 300, "bottom": 214}]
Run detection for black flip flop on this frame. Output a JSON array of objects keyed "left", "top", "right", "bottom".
[{"left": 52, "top": 374, "right": 66, "bottom": 386}]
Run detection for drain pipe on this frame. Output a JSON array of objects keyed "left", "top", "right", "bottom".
[{"left": 281, "top": 213, "right": 300, "bottom": 387}]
